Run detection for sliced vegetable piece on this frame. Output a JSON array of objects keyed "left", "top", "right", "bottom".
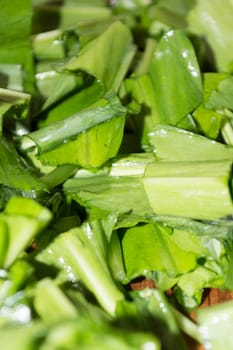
[
  {"left": 206, "top": 75, "right": 233, "bottom": 111},
  {"left": 21, "top": 94, "right": 126, "bottom": 168},
  {"left": 63, "top": 20, "right": 136, "bottom": 94},
  {"left": 148, "top": 29, "right": 202, "bottom": 125},
  {"left": 0, "top": 197, "right": 52, "bottom": 268},
  {"left": 64, "top": 174, "right": 152, "bottom": 226},
  {"left": 0, "top": 0, "right": 34, "bottom": 92},
  {"left": 0, "top": 88, "right": 31, "bottom": 135},
  {"left": 187, "top": 0, "right": 233, "bottom": 72},
  {"left": 131, "top": 289, "right": 191, "bottom": 349},
  {"left": 193, "top": 73, "right": 227, "bottom": 139},
  {"left": 42, "top": 20, "right": 135, "bottom": 109},
  {"left": 34, "top": 278, "right": 78, "bottom": 324},
  {"left": 148, "top": 124, "right": 233, "bottom": 161},
  {"left": 0, "top": 137, "right": 48, "bottom": 207},
  {"left": 36, "top": 222, "right": 124, "bottom": 316},
  {"left": 143, "top": 160, "right": 233, "bottom": 220},
  {"left": 197, "top": 299, "right": 233, "bottom": 350},
  {"left": 39, "top": 113, "right": 125, "bottom": 168}
]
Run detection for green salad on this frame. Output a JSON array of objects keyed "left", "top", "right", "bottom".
[{"left": 1, "top": 0, "right": 233, "bottom": 349}]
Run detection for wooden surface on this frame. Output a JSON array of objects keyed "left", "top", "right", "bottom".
[{"left": 199, "top": 288, "right": 233, "bottom": 307}]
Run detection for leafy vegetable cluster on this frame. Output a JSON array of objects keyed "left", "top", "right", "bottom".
[{"left": 1, "top": 0, "right": 233, "bottom": 349}]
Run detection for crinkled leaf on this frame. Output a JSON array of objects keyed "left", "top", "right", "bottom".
[
  {"left": 121, "top": 223, "right": 197, "bottom": 280},
  {"left": 43, "top": 21, "right": 135, "bottom": 109},
  {"left": 63, "top": 21, "right": 135, "bottom": 93}
]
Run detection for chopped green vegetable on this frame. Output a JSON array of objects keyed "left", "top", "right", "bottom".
[
  {"left": 143, "top": 160, "right": 233, "bottom": 220},
  {"left": 0, "top": 0, "right": 233, "bottom": 349},
  {"left": 197, "top": 299, "right": 233, "bottom": 349}
]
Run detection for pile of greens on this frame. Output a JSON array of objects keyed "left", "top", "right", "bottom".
[{"left": 1, "top": 0, "right": 233, "bottom": 349}]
